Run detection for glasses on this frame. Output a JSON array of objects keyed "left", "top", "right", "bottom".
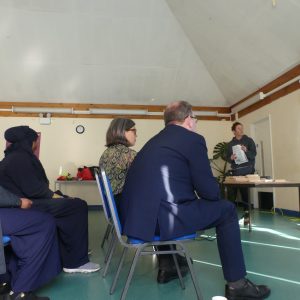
[{"left": 187, "top": 115, "right": 198, "bottom": 123}]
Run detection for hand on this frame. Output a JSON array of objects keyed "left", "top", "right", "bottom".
[
  {"left": 241, "top": 145, "right": 247, "bottom": 152},
  {"left": 20, "top": 198, "right": 33, "bottom": 209},
  {"left": 231, "top": 153, "right": 237, "bottom": 160}
]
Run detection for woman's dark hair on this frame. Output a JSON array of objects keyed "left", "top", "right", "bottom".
[
  {"left": 164, "top": 101, "right": 193, "bottom": 125},
  {"left": 231, "top": 122, "right": 242, "bottom": 131},
  {"left": 106, "top": 118, "right": 135, "bottom": 147}
]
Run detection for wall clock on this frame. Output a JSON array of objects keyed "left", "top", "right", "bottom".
[{"left": 76, "top": 125, "right": 85, "bottom": 134}]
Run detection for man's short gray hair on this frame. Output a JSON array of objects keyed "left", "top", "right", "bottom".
[{"left": 164, "top": 101, "right": 193, "bottom": 126}]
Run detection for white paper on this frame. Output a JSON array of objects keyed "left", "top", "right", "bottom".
[{"left": 232, "top": 145, "right": 248, "bottom": 165}]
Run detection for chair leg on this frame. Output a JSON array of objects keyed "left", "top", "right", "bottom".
[
  {"left": 110, "top": 247, "right": 128, "bottom": 295},
  {"left": 104, "top": 228, "right": 115, "bottom": 263},
  {"left": 101, "top": 224, "right": 111, "bottom": 248},
  {"left": 171, "top": 245, "right": 185, "bottom": 290},
  {"left": 120, "top": 247, "right": 143, "bottom": 300},
  {"left": 180, "top": 244, "right": 203, "bottom": 300},
  {"left": 102, "top": 234, "right": 118, "bottom": 277}
]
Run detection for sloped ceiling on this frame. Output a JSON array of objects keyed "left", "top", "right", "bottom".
[
  {"left": 166, "top": 0, "right": 300, "bottom": 105},
  {"left": 0, "top": 0, "right": 299, "bottom": 107}
]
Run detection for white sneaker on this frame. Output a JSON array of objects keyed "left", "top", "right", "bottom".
[{"left": 63, "top": 262, "right": 101, "bottom": 273}]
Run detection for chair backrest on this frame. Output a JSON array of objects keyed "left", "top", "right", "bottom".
[
  {"left": 94, "top": 168, "right": 111, "bottom": 222},
  {"left": 99, "top": 168, "right": 123, "bottom": 241}
]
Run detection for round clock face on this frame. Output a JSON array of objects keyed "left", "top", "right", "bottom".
[{"left": 76, "top": 125, "right": 85, "bottom": 134}]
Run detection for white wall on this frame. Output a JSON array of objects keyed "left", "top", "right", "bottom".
[
  {"left": 0, "top": 117, "right": 231, "bottom": 204},
  {"left": 240, "top": 89, "right": 300, "bottom": 211}
]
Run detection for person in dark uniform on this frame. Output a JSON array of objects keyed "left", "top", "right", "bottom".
[
  {"left": 0, "top": 126, "right": 100, "bottom": 274},
  {"left": 0, "top": 185, "right": 61, "bottom": 300},
  {"left": 226, "top": 122, "right": 257, "bottom": 225},
  {"left": 120, "top": 101, "right": 270, "bottom": 300}
]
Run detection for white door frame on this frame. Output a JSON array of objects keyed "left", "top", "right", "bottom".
[{"left": 250, "top": 115, "right": 276, "bottom": 210}]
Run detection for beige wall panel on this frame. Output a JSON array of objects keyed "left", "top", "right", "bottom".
[
  {"left": 240, "top": 89, "right": 300, "bottom": 211},
  {"left": 0, "top": 117, "right": 231, "bottom": 205}
]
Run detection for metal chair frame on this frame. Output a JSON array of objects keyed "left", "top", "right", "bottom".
[
  {"left": 99, "top": 167, "right": 203, "bottom": 300},
  {"left": 94, "top": 169, "right": 118, "bottom": 278}
]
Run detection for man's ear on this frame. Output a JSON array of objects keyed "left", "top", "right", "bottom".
[{"left": 182, "top": 117, "right": 192, "bottom": 130}]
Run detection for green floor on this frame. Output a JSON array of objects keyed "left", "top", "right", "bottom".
[{"left": 38, "top": 209, "right": 300, "bottom": 300}]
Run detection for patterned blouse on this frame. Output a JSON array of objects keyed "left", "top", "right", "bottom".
[{"left": 99, "top": 144, "right": 137, "bottom": 195}]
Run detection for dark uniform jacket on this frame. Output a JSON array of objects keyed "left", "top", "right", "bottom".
[
  {"left": 0, "top": 146, "right": 53, "bottom": 199},
  {"left": 120, "top": 125, "right": 220, "bottom": 241}
]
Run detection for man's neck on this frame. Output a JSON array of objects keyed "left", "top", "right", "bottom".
[{"left": 167, "top": 122, "right": 194, "bottom": 132}]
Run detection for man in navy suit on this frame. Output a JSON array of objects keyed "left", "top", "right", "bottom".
[{"left": 121, "top": 101, "right": 270, "bottom": 299}]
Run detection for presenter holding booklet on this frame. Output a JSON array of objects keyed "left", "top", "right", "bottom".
[{"left": 226, "top": 122, "right": 257, "bottom": 225}]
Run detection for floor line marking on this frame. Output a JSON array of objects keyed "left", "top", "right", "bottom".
[
  {"left": 199, "top": 235, "right": 300, "bottom": 251},
  {"left": 193, "top": 260, "right": 300, "bottom": 285},
  {"left": 241, "top": 240, "right": 300, "bottom": 251},
  {"left": 239, "top": 226, "right": 300, "bottom": 241}
]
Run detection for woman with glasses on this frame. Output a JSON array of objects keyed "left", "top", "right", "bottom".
[{"left": 99, "top": 118, "right": 137, "bottom": 212}]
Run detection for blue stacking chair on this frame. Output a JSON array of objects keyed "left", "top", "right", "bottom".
[
  {"left": 99, "top": 168, "right": 203, "bottom": 300},
  {"left": 95, "top": 169, "right": 114, "bottom": 248},
  {"left": 95, "top": 169, "right": 118, "bottom": 277},
  {"left": 2, "top": 235, "right": 11, "bottom": 246}
]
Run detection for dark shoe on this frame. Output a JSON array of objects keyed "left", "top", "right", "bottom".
[
  {"left": 225, "top": 279, "right": 271, "bottom": 300},
  {"left": 9, "top": 292, "right": 50, "bottom": 300},
  {"left": 0, "top": 283, "right": 11, "bottom": 295},
  {"left": 176, "top": 254, "right": 193, "bottom": 267},
  {"left": 157, "top": 267, "right": 188, "bottom": 284},
  {"left": 243, "top": 211, "right": 250, "bottom": 226}
]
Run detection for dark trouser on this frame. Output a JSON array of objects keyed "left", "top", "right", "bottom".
[
  {"left": 233, "top": 187, "right": 249, "bottom": 211},
  {"left": 157, "top": 199, "right": 246, "bottom": 282},
  {"left": 0, "top": 209, "right": 61, "bottom": 293},
  {"left": 212, "top": 200, "right": 247, "bottom": 281},
  {"left": 231, "top": 165, "right": 254, "bottom": 211},
  {"left": 31, "top": 197, "right": 89, "bottom": 268}
]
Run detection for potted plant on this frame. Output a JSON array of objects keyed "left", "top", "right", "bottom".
[{"left": 210, "top": 142, "right": 231, "bottom": 198}]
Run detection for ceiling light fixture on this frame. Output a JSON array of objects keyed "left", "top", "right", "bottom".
[
  {"left": 12, "top": 107, "right": 73, "bottom": 114},
  {"left": 73, "top": 110, "right": 90, "bottom": 115},
  {"left": 89, "top": 108, "right": 148, "bottom": 115},
  {"left": 194, "top": 111, "right": 217, "bottom": 116}
]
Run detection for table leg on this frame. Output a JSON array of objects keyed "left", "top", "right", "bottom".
[{"left": 248, "top": 187, "right": 252, "bottom": 232}]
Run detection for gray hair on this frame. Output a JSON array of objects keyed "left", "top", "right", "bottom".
[{"left": 164, "top": 101, "right": 193, "bottom": 125}]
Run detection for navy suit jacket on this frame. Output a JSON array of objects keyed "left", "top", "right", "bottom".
[{"left": 121, "top": 124, "right": 220, "bottom": 241}]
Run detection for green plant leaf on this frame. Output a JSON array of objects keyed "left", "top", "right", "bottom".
[{"left": 210, "top": 141, "right": 229, "bottom": 185}]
